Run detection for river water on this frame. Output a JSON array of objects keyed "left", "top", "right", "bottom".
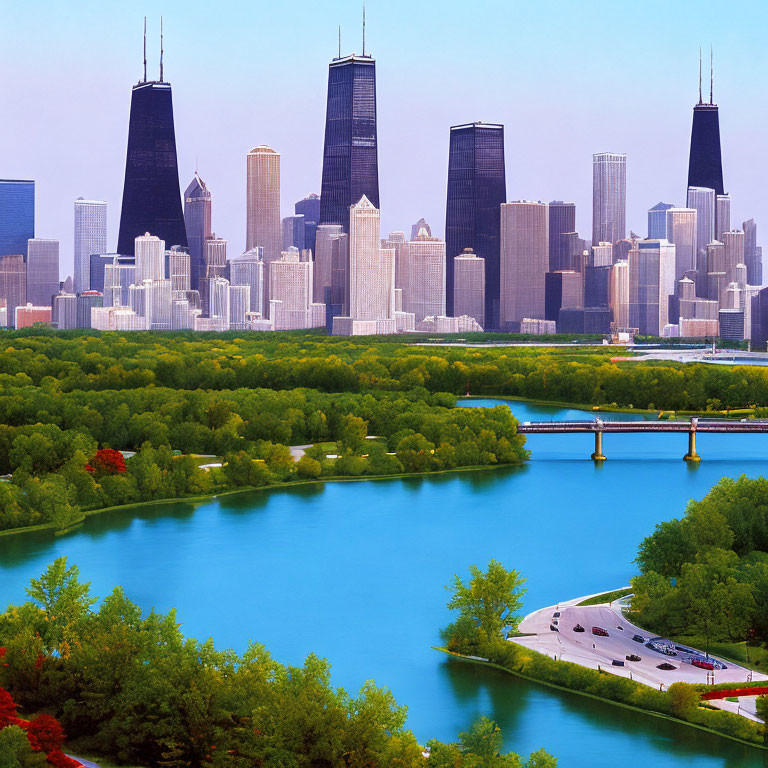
[{"left": 1, "top": 399, "right": 767, "bottom": 766}]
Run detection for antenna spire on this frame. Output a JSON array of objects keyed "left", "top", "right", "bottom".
[
  {"left": 160, "top": 17, "right": 164, "bottom": 81},
  {"left": 710, "top": 45, "right": 713, "bottom": 104},
  {"left": 698, "top": 47, "right": 702, "bottom": 104},
  {"left": 338, "top": 25, "right": 341, "bottom": 58},
  {"left": 143, "top": 17, "right": 147, "bottom": 82},
  {"left": 362, "top": 1, "right": 366, "bottom": 56}
]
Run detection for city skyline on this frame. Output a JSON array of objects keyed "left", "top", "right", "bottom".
[{"left": 2, "top": 1, "right": 766, "bottom": 280}]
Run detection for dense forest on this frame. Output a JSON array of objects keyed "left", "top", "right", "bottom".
[
  {"left": 0, "top": 328, "right": 764, "bottom": 410},
  {"left": 632, "top": 476, "right": 768, "bottom": 649},
  {"left": 0, "top": 559, "right": 556, "bottom": 768}
]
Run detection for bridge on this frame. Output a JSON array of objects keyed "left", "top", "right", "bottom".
[{"left": 516, "top": 418, "right": 768, "bottom": 461}]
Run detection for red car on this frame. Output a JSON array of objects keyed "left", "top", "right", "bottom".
[
  {"left": 592, "top": 627, "right": 609, "bottom": 637},
  {"left": 692, "top": 658, "right": 715, "bottom": 670}
]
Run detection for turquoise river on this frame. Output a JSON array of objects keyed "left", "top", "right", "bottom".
[{"left": 1, "top": 399, "right": 768, "bottom": 767}]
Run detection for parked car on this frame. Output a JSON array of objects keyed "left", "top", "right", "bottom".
[
  {"left": 632, "top": 634, "right": 645, "bottom": 643},
  {"left": 616, "top": 625, "right": 624, "bottom": 630},
  {"left": 573, "top": 624, "right": 585, "bottom": 633},
  {"left": 626, "top": 654, "right": 641, "bottom": 662},
  {"left": 550, "top": 624, "right": 559, "bottom": 632},
  {"left": 611, "top": 660, "right": 625, "bottom": 666},
  {"left": 692, "top": 658, "right": 715, "bottom": 670},
  {"left": 592, "top": 627, "right": 609, "bottom": 637},
  {"left": 657, "top": 662, "right": 677, "bottom": 670}
]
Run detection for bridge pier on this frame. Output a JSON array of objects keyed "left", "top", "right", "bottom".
[
  {"left": 684, "top": 429, "right": 700, "bottom": 462},
  {"left": 591, "top": 430, "right": 606, "bottom": 461}
]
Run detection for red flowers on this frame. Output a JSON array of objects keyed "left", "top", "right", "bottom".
[
  {"left": 701, "top": 686, "right": 768, "bottom": 700},
  {"left": 88, "top": 449, "right": 127, "bottom": 475},
  {"left": 0, "top": 686, "right": 81, "bottom": 767}
]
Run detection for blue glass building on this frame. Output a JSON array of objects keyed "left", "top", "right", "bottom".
[
  {"left": 296, "top": 194, "right": 320, "bottom": 255},
  {"left": 0, "top": 180, "right": 34, "bottom": 257},
  {"left": 183, "top": 174, "right": 211, "bottom": 291},
  {"left": 445, "top": 123, "right": 506, "bottom": 328},
  {"left": 647, "top": 202, "right": 674, "bottom": 240},
  {"left": 319, "top": 55, "right": 379, "bottom": 230},
  {"left": 117, "top": 80, "right": 187, "bottom": 255}
]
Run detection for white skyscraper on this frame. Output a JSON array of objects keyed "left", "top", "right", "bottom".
[
  {"left": 592, "top": 153, "right": 626, "bottom": 246},
  {"left": 453, "top": 250, "right": 486, "bottom": 329},
  {"left": 716, "top": 194, "right": 731, "bottom": 241},
  {"left": 74, "top": 198, "right": 107, "bottom": 294},
  {"left": 401, "top": 229, "right": 446, "bottom": 324},
  {"left": 135, "top": 234, "right": 166, "bottom": 283},
  {"left": 230, "top": 248, "right": 265, "bottom": 316},
  {"left": 628, "top": 239, "right": 676, "bottom": 336},
  {"left": 348, "top": 196, "right": 394, "bottom": 323},
  {"left": 229, "top": 284, "right": 251, "bottom": 330},
  {"left": 609, "top": 259, "right": 630, "bottom": 329},
  {"left": 269, "top": 248, "right": 321, "bottom": 330}
]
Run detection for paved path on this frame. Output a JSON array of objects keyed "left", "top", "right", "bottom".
[{"left": 513, "top": 594, "right": 767, "bottom": 709}]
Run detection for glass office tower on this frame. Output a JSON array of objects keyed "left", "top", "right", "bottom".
[
  {"left": 445, "top": 123, "right": 506, "bottom": 328},
  {"left": 0, "top": 180, "right": 34, "bottom": 257},
  {"left": 184, "top": 173, "right": 212, "bottom": 291},
  {"left": 319, "top": 54, "right": 379, "bottom": 230},
  {"left": 117, "top": 79, "right": 187, "bottom": 255}
]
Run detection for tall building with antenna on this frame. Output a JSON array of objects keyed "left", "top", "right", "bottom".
[
  {"left": 117, "top": 18, "right": 187, "bottom": 256},
  {"left": 319, "top": 9, "right": 379, "bottom": 230},
  {"left": 687, "top": 49, "right": 724, "bottom": 197}
]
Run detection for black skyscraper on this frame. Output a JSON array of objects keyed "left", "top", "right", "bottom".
[
  {"left": 548, "top": 201, "right": 577, "bottom": 271},
  {"left": 687, "top": 56, "right": 724, "bottom": 196},
  {"left": 445, "top": 123, "right": 506, "bottom": 328},
  {"left": 117, "top": 69, "right": 187, "bottom": 255},
  {"left": 319, "top": 55, "right": 379, "bottom": 230}
]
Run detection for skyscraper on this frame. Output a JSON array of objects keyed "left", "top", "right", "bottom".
[
  {"left": 347, "top": 196, "right": 393, "bottom": 323},
  {"left": 230, "top": 249, "right": 265, "bottom": 316},
  {"left": 665, "top": 208, "right": 697, "bottom": 282},
  {"left": 0, "top": 180, "right": 34, "bottom": 259},
  {"left": 687, "top": 186, "right": 716, "bottom": 289},
  {"left": 269, "top": 248, "right": 318, "bottom": 330},
  {"left": 743, "top": 219, "right": 763, "bottom": 286},
  {"left": 314, "top": 224, "right": 344, "bottom": 305},
  {"left": 26, "top": 239, "right": 59, "bottom": 307},
  {"left": 610, "top": 259, "right": 630, "bottom": 329},
  {"left": 445, "top": 123, "right": 506, "bottom": 327},
  {"left": 687, "top": 56, "right": 724, "bottom": 197},
  {"left": 295, "top": 194, "right": 321, "bottom": 255},
  {"left": 648, "top": 202, "right": 674, "bottom": 240},
  {"left": 453, "top": 250, "right": 485, "bottom": 329},
  {"left": 135, "top": 234, "right": 166, "bottom": 283},
  {"left": 53, "top": 293, "right": 77, "bottom": 329},
  {"left": 319, "top": 54, "right": 379, "bottom": 229},
  {"left": 401, "top": 229, "right": 446, "bottom": 324},
  {"left": 500, "top": 202, "right": 549, "bottom": 331},
  {"left": 73, "top": 198, "right": 107, "bottom": 294},
  {"left": 716, "top": 194, "right": 731, "bottom": 240},
  {"left": 76, "top": 290, "right": 104, "bottom": 329},
  {"left": 117, "top": 57, "right": 187, "bottom": 256},
  {"left": 246, "top": 146, "right": 281, "bottom": 307},
  {"left": 548, "top": 202, "right": 576, "bottom": 271},
  {"left": 628, "top": 239, "right": 676, "bottom": 336},
  {"left": 184, "top": 173, "right": 211, "bottom": 291},
  {"left": 0, "top": 253, "right": 26, "bottom": 327},
  {"left": 592, "top": 153, "right": 626, "bottom": 246}
]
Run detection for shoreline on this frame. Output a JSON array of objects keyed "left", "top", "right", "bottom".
[
  {"left": 433, "top": 647, "right": 767, "bottom": 752},
  {"left": 0, "top": 461, "right": 523, "bottom": 541}
]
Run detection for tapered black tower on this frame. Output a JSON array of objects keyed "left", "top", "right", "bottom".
[
  {"left": 687, "top": 51, "right": 724, "bottom": 196},
  {"left": 117, "top": 22, "right": 187, "bottom": 255}
]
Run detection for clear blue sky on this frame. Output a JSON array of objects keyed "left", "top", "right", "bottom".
[{"left": 1, "top": 0, "right": 766, "bottom": 278}]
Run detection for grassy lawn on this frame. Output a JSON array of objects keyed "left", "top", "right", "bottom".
[
  {"left": 577, "top": 587, "right": 632, "bottom": 606},
  {"left": 670, "top": 635, "right": 768, "bottom": 669}
]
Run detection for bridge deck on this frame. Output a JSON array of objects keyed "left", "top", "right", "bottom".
[{"left": 518, "top": 420, "right": 768, "bottom": 434}]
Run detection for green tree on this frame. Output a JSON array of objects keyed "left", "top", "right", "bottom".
[
  {"left": 0, "top": 725, "right": 48, "bottom": 768},
  {"left": 446, "top": 560, "right": 527, "bottom": 641},
  {"left": 296, "top": 455, "right": 322, "bottom": 479},
  {"left": 339, "top": 414, "right": 368, "bottom": 454}
]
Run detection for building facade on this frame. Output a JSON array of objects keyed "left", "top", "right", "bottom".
[
  {"left": 184, "top": 174, "right": 212, "bottom": 291},
  {"left": 453, "top": 250, "right": 485, "bottom": 329},
  {"left": 26, "top": 238, "right": 59, "bottom": 307},
  {"left": 592, "top": 153, "right": 626, "bottom": 246},
  {"left": 73, "top": 198, "right": 106, "bottom": 294}
]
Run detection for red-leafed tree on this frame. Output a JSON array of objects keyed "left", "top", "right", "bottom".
[
  {"left": 89, "top": 449, "right": 127, "bottom": 475},
  {"left": 27, "top": 713, "right": 65, "bottom": 753},
  {"left": 0, "top": 686, "right": 18, "bottom": 727}
]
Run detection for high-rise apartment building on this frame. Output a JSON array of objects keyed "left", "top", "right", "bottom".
[
  {"left": 0, "top": 180, "right": 34, "bottom": 258},
  {"left": 648, "top": 202, "right": 674, "bottom": 240},
  {"left": 73, "top": 198, "right": 106, "bottom": 293},
  {"left": 166, "top": 247, "right": 191, "bottom": 292},
  {"left": 269, "top": 248, "right": 320, "bottom": 330},
  {"left": 230, "top": 248, "right": 265, "bottom": 316},
  {"left": 686, "top": 186, "right": 716, "bottom": 288},
  {"left": 401, "top": 229, "right": 446, "bottom": 324},
  {"left": 500, "top": 202, "right": 549, "bottom": 331},
  {"left": 135, "top": 234, "right": 166, "bottom": 283},
  {"left": 53, "top": 293, "right": 77, "bottom": 329},
  {"left": 628, "top": 239, "right": 676, "bottom": 335},
  {"left": 592, "top": 153, "right": 626, "bottom": 246},
  {"left": 610, "top": 259, "right": 630, "bottom": 329},
  {"left": 453, "top": 250, "right": 485, "bottom": 329},
  {"left": 722, "top": 230, "right": 745, "bottom": 285},
  {"left": 716, "top": 195, "right": 731, "bottom": 240},
  {"left": 229, "top": 284, "right": 251, "bottom": 330},
  {"left": 665, "top": 208, "right": 697, "bottom": 282},
  {"left": 548, "top": 201, "right": 577, "bottom": 271},
  {"left": 26, "top": 239, "right": 59, "bottom": 307},
  {"left": 246, "top": 146, "right": 281, "bottom": 305},
  {"left": 201, "top": 236, "right": 228, "bottom": 316},
  {"left": 319, "top": 54, "right": 379, "bottom": 229},
  {"left": 76, "top": 290, "right": 103, "bottom": 329},
  {"left": 184, "top": 173, "right": 211, "bottom": 291},
  {"left": 445, "top": 123, "right": 506, "bottom": 327},
  {"left": 117, "top": 73, "right": 187, "bottom": 255},
  {"left": 312, "top": 224, "right": 343, "bottom": 306}
]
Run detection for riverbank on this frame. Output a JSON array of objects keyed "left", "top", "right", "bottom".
[{"left": 0, "top": 461, "right": 522, "bottom": 541}]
